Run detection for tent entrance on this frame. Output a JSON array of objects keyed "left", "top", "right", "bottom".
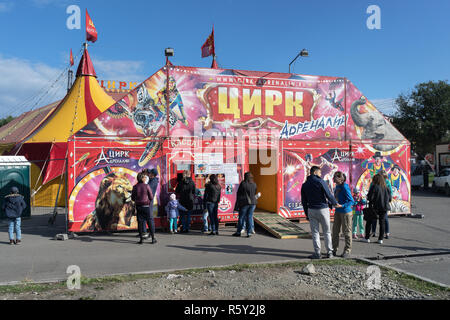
[{"left": 248, "top": 148, "right": 278, "bottom": 213}]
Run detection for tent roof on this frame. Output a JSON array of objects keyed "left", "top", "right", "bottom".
[
  {"left": 0, "top": 100, "right": 60, "bottom": 147},
  {"left": 22, "top": 48, "right": 115, "bottom": 144}
]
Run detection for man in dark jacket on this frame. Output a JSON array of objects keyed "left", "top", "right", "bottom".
[
  {"left": 301, "top": 166, "right": 341, "bottom": 259},
  {"left": 232, "top": 172, "right": 258, "bottom": 238},
  {"left": 3, "top": 187, "right": 26, "bottom": 245},
  {"left": 175, "top": 170, "right": 196, "bottom": 233},
  {"left": 203, "top": 174, "right": 222, "bottom": 235}
]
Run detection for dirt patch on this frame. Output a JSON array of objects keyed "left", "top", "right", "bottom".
[{"left": 1, "top": 261, "right": 448, "bottom": 300}]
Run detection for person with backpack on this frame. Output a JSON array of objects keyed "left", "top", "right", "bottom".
[
  {"left": 2, "top": 187, "right": 26, "bottom": 245},
  {"left": 203, "top": 174, "right": 222, "bottom": 235},
  {"left": 364, "top": 173, "right": 392, "bottom": 244},
  {"left": 175, "top": 170, "right": 196, "bottom": 233},
  {"left": 352, "top": 187, "right": 366, "bottom": 239}
]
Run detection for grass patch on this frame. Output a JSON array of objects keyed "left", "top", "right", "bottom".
[
  {"left": 0, "top": 281, "right": 65, "bottom": 295},
  {"left": 383, "top": 268, "right": 450, "bottom": 298}
]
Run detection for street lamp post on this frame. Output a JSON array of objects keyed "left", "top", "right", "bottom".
[{"left": 289, "top": 49, "right": 309, "bottom": 73}]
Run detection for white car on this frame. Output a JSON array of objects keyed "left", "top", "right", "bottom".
[
  {"left": 432, "top": 168, "right": 450, "bottom": 196},
  {"left": 411, "top": 164, "right": 423, "bottom": 190}
]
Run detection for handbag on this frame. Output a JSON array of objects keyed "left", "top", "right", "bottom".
[{"left": 363, "top": 203, "right": 376, "bottom": 221}]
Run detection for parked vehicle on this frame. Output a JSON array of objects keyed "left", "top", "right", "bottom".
[
  {"left": 411, "top": 164, "right": 423, "bottom": 190},
  {"left": 432, "top": 168, "right": 450, "bottom": 196},
  {"left": 411, "top": 162, "right": 435, "bottom": 190}
]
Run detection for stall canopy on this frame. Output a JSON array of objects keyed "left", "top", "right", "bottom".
[{"left": 0, "top": 47, "right": 117, "bottom": 206}]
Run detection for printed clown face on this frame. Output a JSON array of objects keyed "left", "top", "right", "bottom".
[{"left": 374, "top": 156, "right": 382, "bottom": 165}]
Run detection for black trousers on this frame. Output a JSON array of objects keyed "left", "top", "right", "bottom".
[
  {"left": 140, "top": 206, "right": 154, "bottom": 234},
  {"left": 137, "top": 206, "right": 155, "bottom": 240},
  {"left": 365, "top": 211, "right": 386, "bottom": 241}
]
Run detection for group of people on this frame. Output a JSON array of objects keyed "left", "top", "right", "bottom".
[
  {"left": 4, "top": 167, "right": 260, "bottom": 246},
  {"left": 301, "top": 166, "right": 392, "bottom": 259},
  {"left": 164, "top": 170, "right": 259, "bottom": 238},
  {"left": 5, "top": 164, "right": 392, "bottom": 259}
]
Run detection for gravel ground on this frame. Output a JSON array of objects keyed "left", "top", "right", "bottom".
[{"left": 1, "top": 261, "right": 447, "bottom": 300}]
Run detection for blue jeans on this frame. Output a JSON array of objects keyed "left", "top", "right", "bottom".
[
  {"left": 202, "top": 209, "right": 210, "bottom": 232},
  {"left": 206, "top": 202, "right": 219, "bottom": 233},
  {"left": 237, "top": 205, "right": 256, "bottom": 235},
  {"left": 8, "top": 218, "right": 21, "bottom": 241},
  {"left": 181, "top": 210, "right": 192, "bottom": 232}
]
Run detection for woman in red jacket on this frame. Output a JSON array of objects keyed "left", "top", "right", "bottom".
[{"left": 132, "top": 173, "right": 157, "bottom": 244}]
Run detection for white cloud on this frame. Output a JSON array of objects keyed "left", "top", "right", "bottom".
[
  {"left": 0, "top": 1, "right": 14, "bottom": 12},
  {"left": 0, "top": 55, "right": 67, "bottom": 118},
  {"left": 92, "top": 57, "right": 146, "bottom": 83},
  {"left": 0, "top": 54, "right": 147, "bottom": 119},
  {"left": 371, "top": 98, "right": 398, "bottom": 116}
]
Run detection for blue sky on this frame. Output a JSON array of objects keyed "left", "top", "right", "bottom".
[{"left": 0, "top": 0, "right": 449, "bottom": 117}]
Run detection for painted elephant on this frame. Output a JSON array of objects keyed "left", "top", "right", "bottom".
[{"left": 350, "top": 97, "right": 404, "bottom": 151}]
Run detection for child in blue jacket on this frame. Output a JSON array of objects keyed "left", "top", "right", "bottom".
[{"left": 165, "top": 193, "right": 188, "bottom": 234}]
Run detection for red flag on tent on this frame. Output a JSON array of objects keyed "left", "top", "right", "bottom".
[
  {"left": 86, "top": 9, "right": 97, "bottom": 43},
  {"left": 201, "top": 27, "right": 215, "bottom": 58},
  {"left": 70, "top": 49, "right": 74, "bottom": 66}
]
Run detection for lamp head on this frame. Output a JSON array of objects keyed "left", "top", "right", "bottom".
[{"left": 165, "top": 48, "right": 174, "bottom": 57}]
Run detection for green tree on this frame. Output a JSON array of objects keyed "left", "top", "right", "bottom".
[
  {"left": 0, "top": 116, "right": 15, "bottom": 128},
  {"left": 392, "top": 80, "right": 450, "bottom": 157}
]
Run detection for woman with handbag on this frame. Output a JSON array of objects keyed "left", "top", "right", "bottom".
[{"left": 364, "top": 173, "right": 392, "bottom": 244}]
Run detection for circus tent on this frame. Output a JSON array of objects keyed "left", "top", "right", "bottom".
[{"left": 0, "top": 46, "right": 117, "bottom": 207}]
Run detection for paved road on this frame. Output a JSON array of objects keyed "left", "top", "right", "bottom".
[{"left": 0, "top": 190, "right": 448, "bottom": 287}]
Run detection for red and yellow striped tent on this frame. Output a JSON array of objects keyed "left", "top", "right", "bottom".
[{"left": 0, "top": 47, "right": 117, "bottom": 206}]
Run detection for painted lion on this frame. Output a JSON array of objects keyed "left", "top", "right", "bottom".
[{"left": 80, "top": 172, "right": 137, "bottom": 232}]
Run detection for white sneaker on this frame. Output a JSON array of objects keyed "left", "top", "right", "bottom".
[
  {"left": 377, "top": 240, "right": 383, "bottom": 244},
  {"left": 363, "top": 238, "right": 370, "bottom": 243}
]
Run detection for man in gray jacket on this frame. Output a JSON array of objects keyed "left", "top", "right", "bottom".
[{"left": 301, "top": 166, "right": 341, "bottom": 259}]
